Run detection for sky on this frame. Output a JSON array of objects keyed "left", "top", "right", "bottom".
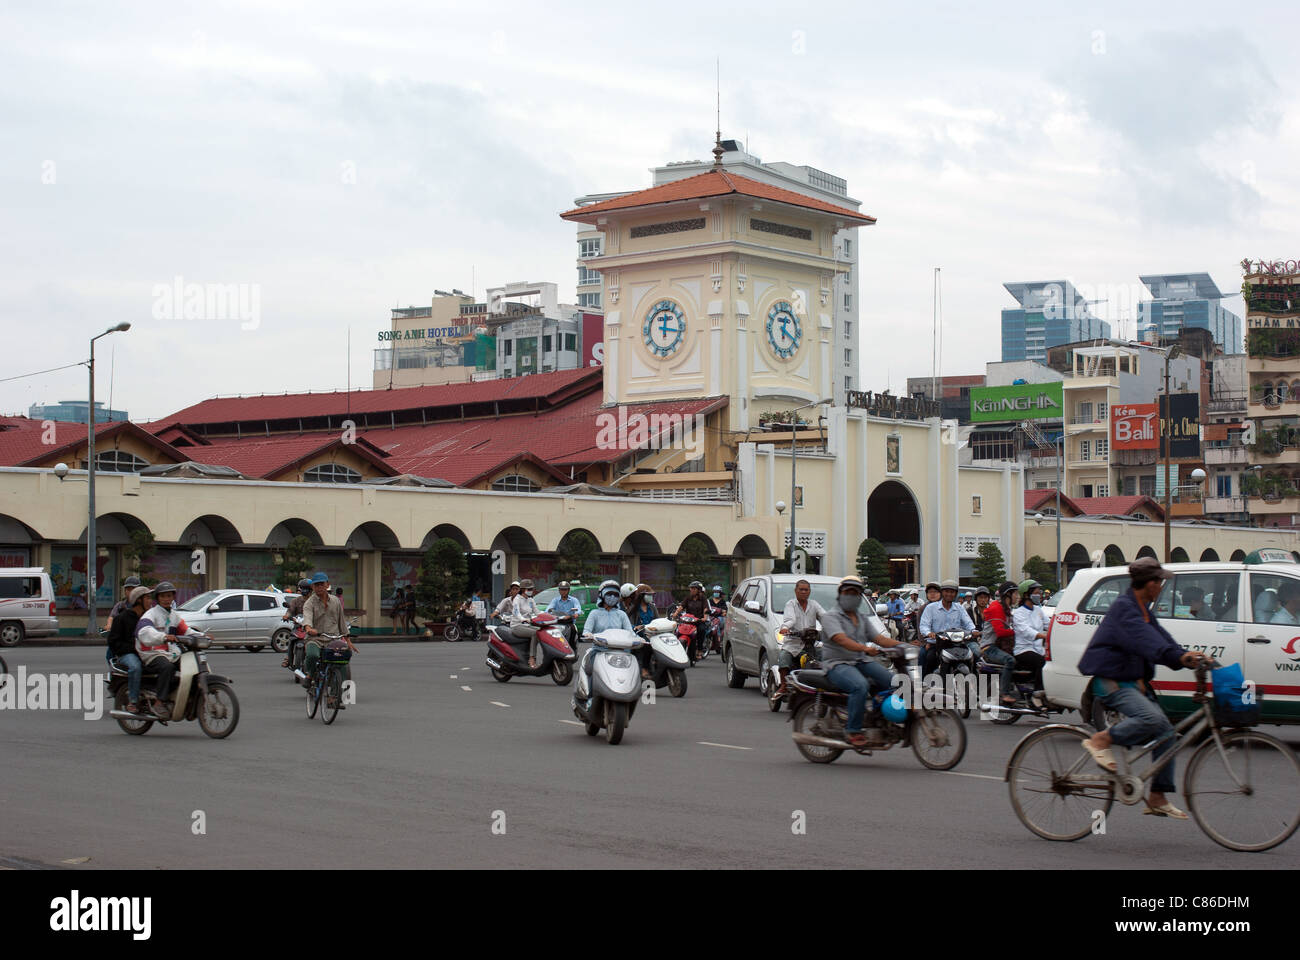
[{"left": 1, "top": 0, "right": 1297, "bottom": 421}]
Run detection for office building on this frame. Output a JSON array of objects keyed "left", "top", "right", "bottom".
[
  {"left": 1138, "top": 273, "right": 1242, "bottom": 353},
  {"left": 1001, "top": 281, "right": 1112, "bottom": 362}
]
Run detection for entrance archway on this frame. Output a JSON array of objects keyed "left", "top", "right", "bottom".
[{"left": 867, "top": 480, "right": 921, "bottom": 586}]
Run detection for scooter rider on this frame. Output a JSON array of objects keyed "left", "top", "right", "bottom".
[
  {"left": 134, "top": 581, "right": 194, "bottom": 715},
  {"left": 103, "top": 575, "right": 142, "bottom": 633},
  {"left": 886, "top": 589, "right": 906, "bottom": 639},
  {"left": 492, "top": 581, "right": 521, "bottom": 623},
  {"left": 821, "top": 576, "right": 901, "bottom": 748},
  {"left": 919, "top": 578, "right": 974, "bottom": 674},
  {"left": 981, "top": 581, "right": 1020, "bottom": 706},
  {"left": 281, "top": 577, "right": 312, "bottom": 667},
  {"left": 545, "top": 580, "right": 582, "bottom": 646},
  {"left": 672, "top": 580, "right": 710, "bottom": 659},
  {"left": 1011, "top": 579, "right": 1048, "bottom": 698},
  {"left": 774, "top": 578, "right": 825, "bottom": 699},
  {"left": 511, "top": 579, "right": 542, "bottom": 668},
  {"left": 108, "top": 585, "right": 153, "bottom": 714},
  {"left": 581, "top": 580, "right": 636, "bottom": 679}
]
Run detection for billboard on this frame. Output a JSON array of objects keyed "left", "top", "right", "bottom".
[
  {"left": 1159, "top": 393, "right": 1201, "bottom": 459},
  {"left": 582, "top": 312, "right": 604, "bottom": 367},
  {"left": 1112, "top": 403, "right": 1159, "bottom": 450},
  {"left": 969, "top": 382, "right": 1063, "bottom": 422}
]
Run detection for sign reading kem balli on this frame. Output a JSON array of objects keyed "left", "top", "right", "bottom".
[{"left": 969, "top": 382, "right": 1063, "bottom": 423}]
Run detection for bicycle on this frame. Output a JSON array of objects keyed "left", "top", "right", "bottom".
[
  {"left": 304, "top": 630, "right": 354, "bottom": 725},
  {"left": 1006, "top": 662, "right": 1300, "bottom": 852}
]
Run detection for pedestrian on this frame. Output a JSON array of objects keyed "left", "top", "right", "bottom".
[{"left": 390, "top": 587, "right": 407, "bottom": 635}]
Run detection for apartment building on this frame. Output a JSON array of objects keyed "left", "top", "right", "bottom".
[{"left": 1244, "top": 261, "right": 1300, "bottom": 528}]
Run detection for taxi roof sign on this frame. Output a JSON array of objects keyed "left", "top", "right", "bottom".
[{"left": 1243, "top": 548, "right": 1298, "bottom": 565}]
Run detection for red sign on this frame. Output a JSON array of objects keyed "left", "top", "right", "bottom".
[
  {"left": 1112, "top": 403, "right": 1158, "bottom": 450},
  {"left": 1054, "top": 612, "right": 1079, "bottom": 626},
  {"left": 581, "top": 312, "right": 604, "bottom": 367}
]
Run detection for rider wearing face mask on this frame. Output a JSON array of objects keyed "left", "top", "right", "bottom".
[
  {"left": 580, "top": 580, "right": 637, "bottom": 680},
  {"left": 512, "top": 579, "right": 542, "bottom": 667},
  {"left": 821, "top": 576, "right": 903, "bottom": 748},
  {"left": 1011, "top": 579, "right": 1048, "bottom": 697}
]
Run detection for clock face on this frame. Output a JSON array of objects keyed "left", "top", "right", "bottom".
[
  {"left": 766, "top": 301, "right": 803, "bottom": 360},
  {"left": 643, "top": 299, "right": 686, "bottom": 357}
]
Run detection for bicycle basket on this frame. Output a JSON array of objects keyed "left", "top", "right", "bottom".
[
  {"left": 1212, "top": 663, "right": 1260, "bottom": 727},
  {"left": 322, "top": 640, "right": 352, "bottom": 663}
]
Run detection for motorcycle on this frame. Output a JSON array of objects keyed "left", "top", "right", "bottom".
[
  {"left": 787, "top": 644, "right": 966, "bottom": 769},
  {"left": 675, "top": 612, "right": 706, "bottom": 664},
  {"left": 977, "top": 654, "right": 1071, "bottom": 725},
  {"left": 706, "top": 605, "right": 727, "bottom": 655},
  {"left": 485, "top": 611, "right": 576, "bottom": 684},
  {"left": 572, "top": 628, "right": 644, "bottom": 745},
  {"left": 640, "top": 617, "right": 690, "bottom": 697},
  {"left": 935, "top": 629, "right": 979, "bottom": 718},
  {"left": 106, "top": 631, "right": 240, "bottom": 739},
  {"left": 767, "top": 627, "right": 820, "bottom": 713},
  {"left": 281, "top": 615, "right": 308, "bottom": 682}
]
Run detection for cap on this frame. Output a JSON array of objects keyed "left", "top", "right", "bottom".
[
  {"left": 123, "top": 575, "right": 141, "bottom": 589},
  {"left": 837, "top": 575, "right": 866, "bottom": 595},
  {"left": 636, "top": 583, "right": 651, "bottom": 594},
  {"left": 520, "top": 579, "right": 534, "bottom": 590},
  {"left": 973, "top": 585, "right": 990, "bottom": 597},
  {"left": 311, "top": 572, "right": 329, "bottom": 584},
  {"left": 128, "top": 585, "right": 154, "bottom": 605},
  {"left": 154, "top": 580, "right": 176, "bottom": 595},
  {"left": 1128, "top": 557, "right": 1169, "bottom": 585},
  {"left": 998, "top": 581, "right": 1019, "bottom": 599},
  {"left": 1018, "top": 579, "right": 1041, "bottom": 595}
]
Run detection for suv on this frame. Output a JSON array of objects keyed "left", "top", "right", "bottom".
[
  {"left": 175, "top": 589, "right": 291, "bottom": 651},
  {"left": 0, "top": 567, "right": 58, "bottom": 645},
  {"left": 721, "top": 574, "right": 890, "bottom": 699},
  {"left": 1044, "top": 559, "right": 1300, "bottom": 726}
]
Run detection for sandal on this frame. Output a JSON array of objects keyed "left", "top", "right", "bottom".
[
  {"left": 846, "top": 732, "right": 869, "bottom": 747},
  {"left": 1143, "top": 801, "right": 1188, "bottom": 820},
  {"left": 1081, "top": 739, "right": 1117, "bottom": 773},
  {"left": 125, "top": 702, "right": 140, "bottom": 714}
]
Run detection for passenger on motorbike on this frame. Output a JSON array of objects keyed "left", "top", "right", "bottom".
[
  {"left": 774, "top": 578, "right": 825, "bottom": 698},
  {"left": 619, "top": 582, "right": 639, "bottom": 620},
  {"left": 103, "top": 575, "right": 142, "bottom": 633},
  {"left": 627, "top": 584, "right": 657, "bottom": 632},
  {"left": 581, "top": 581, "right": 637, "bottom": 677},
  {"left": 492, "top": 582, "right": 521, "bottom": 623},
  {"left": 134, "top": 581, "right": 194, "bottom": 716},
  {"left": 919, "top": 578, "right": 974, "bottom": 675},
  {"left": 1011, "top": 579, "right": 1048, "bottom": 697},
  {"left": 108, "top": 585, "right": 153, "bottom": 713},
  {"left": 980, "top": 581, "right": 1020, "bottom": 706},
  {"left": 886, "top": 589, "right": 906, "bottom": 638},
  {"left": 672, "top": 580, "right": 710, "bottom": 656},
  {"left": 303, "top": 572, "right": 356, "bottom": 681},
  {"left": 511, "top": 579, "right": 544, "bottom": 667},
  {"left": 281, "top": 577, "right": 312, "bottom": 667},
  {"left": 821, "top": 576, "right": 901, "bottom": 748}
]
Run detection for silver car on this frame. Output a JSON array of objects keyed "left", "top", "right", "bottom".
[
  {"left": 721, "top": 574, "right": 890, "bottom": 698},
  {"left": 175, "top": 589, "right": 291, "bottom": 652}
]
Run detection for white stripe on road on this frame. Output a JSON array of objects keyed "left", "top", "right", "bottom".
[
  {"left": 558, "top": 719, "right": 584, "bottom": 726},
  {"left": 460, "top": 685, "right": 472, "bottom": 692},
  {"left": 490, "top": 701, "right": 510, "bottom": 708},
  {"left": 697, "top": 741, "right": 752, "bottom": 751},
  {"left": 940, "top": 771, "right": 1003, "bottom": 781},
  {"left": 450, "top": 674, "right": 458, "bottom": 679}
]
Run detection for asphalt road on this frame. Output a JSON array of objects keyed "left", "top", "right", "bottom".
[{"left": 1, "top": 643, "right": 1297, "bottom": 869}]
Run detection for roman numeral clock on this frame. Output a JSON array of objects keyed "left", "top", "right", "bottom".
[
  {"left": 643, "top": 299, "right": 686, "bottom": 357},
  {"left": 766, "top": 300, "right": 802, "bottom": 360}
]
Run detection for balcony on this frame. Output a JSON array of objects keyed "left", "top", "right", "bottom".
[
  {"left": 1247, "top": 393, "right": 1300, "bottom": 418},
  {"left": 1204, "top": 446, "right": 1247, "bottom": 466},
  {"left": 1168, "top": 493, "right": 1204, "bottom": 518},
  {"left": 1204, "top": 495, "right": 1246, "bottom": 514},
  {"left": 1252, "top": 494, "right": 1300, "bottom": 515},
  {"left": 1066, "top": 455, "right": 1110, "bottom": 469},
  {"left": 1066, "top": 414, "right": 1109, "bottom": 433}
]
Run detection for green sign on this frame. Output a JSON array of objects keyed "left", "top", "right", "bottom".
[{"left": 970, "top": 382, "right": 1064, "bottom": 422}]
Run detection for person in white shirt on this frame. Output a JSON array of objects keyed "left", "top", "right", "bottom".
[
  {"left": 492, "top": 582, "right": 520, "bottom": 622},
  {"left": 1011, "top": 578, "right": 1048, "bottom": 694},
  {"left": 772, "top": 579, "right": 825, "bottom": 698},
  {"left": 512, "top": 579, "right": 543, "bottom": 667}
]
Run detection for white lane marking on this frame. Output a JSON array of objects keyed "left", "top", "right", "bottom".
[
  {"left": 558, "top": 719, "right": 584, "bottom": 726},
  {"left": 490, "top": 701, "right": 510, "bottom": 708},
  {"left": 460, "top": 685, "right": 472, "bottom": 692},
  {"left": 940, "top": 771, "right": 1002, "bottom": 781},
  {"left": 697, "top": 741, "right": 752, "bottom": 751},
  {"left": 450, "top": 674, "right": 458, "bottom": 679}
]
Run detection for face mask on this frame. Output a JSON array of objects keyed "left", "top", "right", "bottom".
[
  {"left": 603, "top": 594, "right": 619, "bottom": 607},
  {"left": 1031, "top": 592, "right": 1043, "bottom": 604},
  {"left": 837, "top": 593, "right": 862, "bottom": 612}
]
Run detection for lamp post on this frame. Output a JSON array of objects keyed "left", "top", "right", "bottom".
[
  {"left": 1055, "top": 433, "right": 1063, "bottom": 590},
  {"left": 787, "top": 397, "right": 833, "bottom": 570},
  {"left": 86, "top": 322, "right": 131, "bottom": 635}
]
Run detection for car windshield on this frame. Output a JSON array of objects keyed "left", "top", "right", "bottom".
[
  {"left": 179, "top": 590, "right": 221, "bottom": 612},
  {"left": 771, "top": 581, "right": 840, "bottom": 613}
]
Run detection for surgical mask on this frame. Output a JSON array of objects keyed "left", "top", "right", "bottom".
[
  {"left": 602, "top": 594, "right": 619, "bottom": 607},
  {"left": 1030, "top": 592, "right": 1043, "bottom": 604},
  {"left": 837, "top": 593, "right": 862, "bottom": 612}
]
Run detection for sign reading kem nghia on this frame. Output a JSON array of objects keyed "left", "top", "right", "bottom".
[{"left": 970, "top": 382, "right": 1063, "bottom": 423}]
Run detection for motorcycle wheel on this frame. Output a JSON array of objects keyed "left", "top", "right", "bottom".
[
  {"left": 198, "top": 682, "right": 240, "bottom": 739},
  {"left": 113, "top": 687, "right": 153, "bottom": 736},
  {"left": 551, "top": 660, "right": 573, "bottom": 686},
  {"left": 444, "top": 623, "right": 461, "bottom": 642},
  {"left": 667, "top": 668, "right": 687, "bottom": 698},
  {"left": 989, "top": 701, "right": 1023, "bottom": 725},
  {"left": 910, "top": 709, "right": 966, "bottom": 770},
  {"left": 322, "top": 667, "right": 343, "bottom": 725},
  {"left": 792, "top": 699, "right": 842, "bottom": 764},
  {"left": 271, "top": 629, "right": 291, "bottom": 654},
  {"left": 490, "top": 666, "right": 511, "bottom": 683},
  {"left": 604, "top": 700, "right": 627, "bottom": 745}
]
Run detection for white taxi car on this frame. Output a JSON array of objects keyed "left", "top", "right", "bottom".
[{"left": 1043, "top": 550, "right": 1300, "bottom": 727}]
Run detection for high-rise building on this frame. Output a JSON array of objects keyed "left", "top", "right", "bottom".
[
  {"left": 28, "top": 400, "right": 128, "bottom": 424},
  {"left": 574, "top": 139, "right": 863, "bottom": 404},
  {"left": 1138, "top": 273, "right": 1242, "bottom": 353},
  {"left": 1243, "top": 261, "right": 1300, "bottom": 527},
  {"left": 1001, "top": 281, "right": 1112, "bottom": 362}
]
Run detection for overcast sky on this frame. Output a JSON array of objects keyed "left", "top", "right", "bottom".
[{"left": 2, "top": 0, "right": 1296, "bottom": 421}]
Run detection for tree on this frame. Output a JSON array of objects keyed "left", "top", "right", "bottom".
[
  {"left": 415, "top": 538, "right": 468, "bottom": 624},
  {"left": 1021, "top": 555, "right": 1058, "bottom": 593},
  {"left": 855, "top": 538, "right": 891, "bottom": 590},
  {"left": 971, "top": 542, "right": 1006, "bottom": 588},
  {"left": 554, "top": 530, "right": 600, "bottom": 586},
  {"left": 277, "top": 535, "right": 314, "bottom": 589},
  {"left": 122, "top": 529, "right": 158, "bottom": 586},
  {"left": 673, "top": 535, "right": 716, "bottom": 600}
]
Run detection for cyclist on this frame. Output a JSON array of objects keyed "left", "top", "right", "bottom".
[
  {"left": 302, "top": 571, "right": 356, "bottom": 685},
  {"left": 1078, "top": 558, "right": 1205, "bottom": 820},
  {"left": 821, "top": 576, "right": 900, "bottom": 749}
]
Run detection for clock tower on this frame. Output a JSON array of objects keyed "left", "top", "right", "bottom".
[{"left": 561, "top": 152, "right": 874, "bottom": 432}]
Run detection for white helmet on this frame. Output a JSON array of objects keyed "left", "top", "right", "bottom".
[{"left": 620, "top": 582, "right": 637, "bottom": 599}]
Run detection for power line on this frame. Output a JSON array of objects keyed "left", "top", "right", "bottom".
[{"left": 0, "top": 359, "right": 87, "bottom": 384}]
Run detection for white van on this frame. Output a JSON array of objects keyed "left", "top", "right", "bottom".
[
  {"left": 1043, "top": 558, "right": 1300, "bottom": 726},
  {"left": 0, "top": 567, "right": 59, "bottom": 645}
]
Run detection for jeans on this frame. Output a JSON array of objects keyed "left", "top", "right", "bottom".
[
  {"left": 981, "top": 645, "right": 1016, "bottom": 698},
  {"left": 113, "top": 651, "right": 143, "bottom": 703},
  {"left": 827, "top": 660, "right": 894, "bottom": 733},
  {"left": 1100, "top": 683, "right": 1177, "bottom": 795}
]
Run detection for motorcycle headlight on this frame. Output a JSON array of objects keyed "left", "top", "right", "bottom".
[
  {"left": 606, "top": 654, "right": 632, "bottom": 669},
  {"left": 661, "top": 637, "right": 679, "bottom": 645}
]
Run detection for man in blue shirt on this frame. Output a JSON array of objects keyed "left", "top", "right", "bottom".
[
  {"left": 546, "top": 581, "right": 583, "bottom": 647},
  {"left": 886, "top": 590, "right": 906, "bottom": 639},
  {"left": 919, "top": 578, "right": 974, "bottom": 673}
]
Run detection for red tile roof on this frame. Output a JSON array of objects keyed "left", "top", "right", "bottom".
[
  {"left": 149, "top": 368, "right": 602, "bottom": 432},
  {"left": 1070, "top": 496, "right": 1165, "bottom": 520},
  {"left": 1024, "top": 489, "right": 1082, "bottom": 516},
  {"left": 0, "top": 417, "right": 188, "bottom": 467},
  {"left": 184, "top": 435, "right": 397, "bottom": 480},
  {"left": 560, "top": 170, "right": 875, "bottom": 225}
]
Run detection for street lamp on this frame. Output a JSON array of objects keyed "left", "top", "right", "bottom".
[
  {"left": 787, "top": 397, "right": 833, "bottom": 570},
  {"left": 85, "top": 321, "right": 131, "bottom": 634},
  {"left": 1165, "top": 467, "right": 1207, "bottom": 564}
]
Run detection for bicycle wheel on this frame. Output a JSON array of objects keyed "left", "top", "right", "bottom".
[
  {"left": 1007, "top": 725, "right": 1114, "bottom": 842},
  {"left": 305, "top": 673, "right": 320, "bottom": 719},
  {"left": 1185, "top": 729, "right": 1300, "bottom": 852},
  {"left": 322, "top": 666, "right": 343, "bottom": 725}
]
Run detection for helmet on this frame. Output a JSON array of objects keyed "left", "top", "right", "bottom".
[
  {"left": 123, "top": 575, "right": 141, "bottom": 589},
  {"left": 509, "top": 580, "right": 521, "bottom": 589},
  {"left": 973, "top": 585, "right": 990, "bottom": 598},
  {"left": 520, "top": 579, "right": 534, "bottom": 592},
  {"left": 298, "top": 577, "right": 312, "bottom": 590},
  {"left": 837, "top": 575, "right": 866, "bottom": 595},
  {"left": 311, "top": 572, "right": 329, "bottom": 584},
  {"left": 925, "top": 580, "right": 941, "bottom": 592},
  {"left": 598, "top": 579, "right": 621, "bottom": 605},
  {"left": 940, "top": 578, "right": 959, "bottom": 591},
  {"left": 710, "top": 584, "right": 722, "bottom": 595},
  {"left": 1018, "top": 579, "right": 1041, "bottom": 596},
  {"left": 636, "top": 583, "right": 651, "bottom": 595},
  {"left": 998, "top": 580, "right": 1019, "bottom": 600},
  {"left": 689, "top": 580, "right": 703, "bottom": 590},
  {"left": 620, "top": 583, "right": 637, "bottom": 599},
  {"left": 558, "top": 581, "right": 570, "bottom": 590},
  {"left": 881, "top": 692, "right": 909, "bottom": 724},
  {"left": 153, "top": 580, "right": 176, "bottom": 596},
  {"left": 128, "top": 585, "right": 154, "bottom": 605}
]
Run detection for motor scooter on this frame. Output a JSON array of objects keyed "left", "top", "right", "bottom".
[
  {"left": 485, "top": 612, "right": 576, "bottom": 684},
  {"left": 675, "top": 612, "right": 706, "bottom": 664},
  {"left": 641, "top": 617, "right": 689, "bottom": 697},
  {"left": 572, "top": 628, "right": 644, "bottom": 744},
  {"left": 106, "top": 631, "right": 240, "bottom": 739},
  {"left": 935, "top": 629, "right": 979, "bottom": 717},
  {"left": 281, "top": 615, "right": 308, "bottom": 681}
]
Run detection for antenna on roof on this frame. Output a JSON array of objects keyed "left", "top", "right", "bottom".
[{"left": 712, "top": 57, "right": 724, "bottom": 170}]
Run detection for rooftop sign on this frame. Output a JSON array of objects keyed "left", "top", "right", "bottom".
[
  {"left": 969, "top": 382, "right": 1063, "bottom": 423},
  {"left": 1242, "top": 258, "right": 1300, "bottom": 276}
]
